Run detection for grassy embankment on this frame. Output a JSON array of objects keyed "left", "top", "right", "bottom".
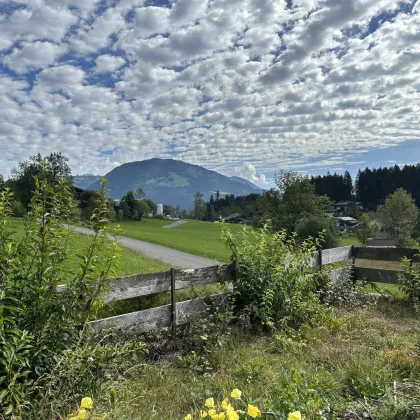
[{"left": 82, "top": 299, "right": 420, "bottom": 419}]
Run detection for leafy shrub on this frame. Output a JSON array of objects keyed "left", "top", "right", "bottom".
[
  {"left": 11, "top": 200, "right": 26, "bottom": 217},
  {"left": 222, "top": 222, "right": 327, "bottom": 329},
  {"left": 323, "top": 272, "right": 372, "bottom": 308},
  {"left": 181, "top": 296, "right": 235, "bottom": 376},
  {"left": 0, "top": 170, "right": 120, "bottom": 417},
  {"left": 296, "top": 216, "right": 338, "bottom": 249},
  {"left": 399, "top": 253, "right": 420, "bottom": 312},
  {"left": 33, "top": 333, "right": 148, "bottom": 417}
]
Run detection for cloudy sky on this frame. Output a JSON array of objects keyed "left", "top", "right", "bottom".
[{"left": 1, "top": 0, "right": 420, "bottom": 186}]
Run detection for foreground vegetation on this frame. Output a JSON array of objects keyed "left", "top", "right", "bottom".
[
  {"left": 78, "top": 300, "right": 420, "bottom": 419},
  {"left": 2, "top": 170, "right": 420, "bottom": 419}
]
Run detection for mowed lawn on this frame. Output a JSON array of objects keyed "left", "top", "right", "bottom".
[
  {"left": 339, "top": 235, "right": 362, "bottom": 247},
  {"left": 115, "top": 219, "right": 245, "bottom": 262},
  {"left": 11, "top": 219, "right": 169, "bottom": 278}
]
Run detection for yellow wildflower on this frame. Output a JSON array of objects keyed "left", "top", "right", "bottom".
[
  {"left": 226, "top": 409, "right": 239, "bottom": 420},
  {"left": 76, "top": 409, "right": 88, "bottom": 420},
  {"left": 221, "top": 399, "right": 232, "bottom": 410},
  {"left": 230, "top": 389, "right": 242, "bottom": 399},
  {"left": 68, "top": 417, "right": 78, "bottom": 420},
  {"left": 205, "top": 397, "right": 215, "bottom": 408},
  {"left": 288, "top": 411, "right": 302, "bottom": 420},
  {"left": 185, "top": 414, "right": 193, "bottom": 420},
  {"left": 81, "top": 397, "right": 93, "bottom": 409},
  {"left": 247, "top": 404, "right": 261, "bottom": 418},
  {"left": 214, "top": 413, "right": 226, "bottom": 420},
  {"left": 208, "top": 409, "right": 217, "bottom": 418},
  {"left": 200, "top": 410, "right": 208, "bottom": 418}
]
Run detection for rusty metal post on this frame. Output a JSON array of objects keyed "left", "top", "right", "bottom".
[{"left": 170, "top": 268, "right": 177, "bottom": 338}]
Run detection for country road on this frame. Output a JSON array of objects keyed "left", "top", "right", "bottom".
[{"left": 70, "top": 225, "right": 221, "bottom": 269}]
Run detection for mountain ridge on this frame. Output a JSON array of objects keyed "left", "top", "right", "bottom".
[{"left": 87, "top": 158, "right": 262, "bottom": 209}]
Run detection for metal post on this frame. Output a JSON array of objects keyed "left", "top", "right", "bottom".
[
  {"left": 170, "top": 268, "right": 176, "bottom": 338},
  {"left": 318, "top": 247, "right": 323, "bottom": 272}
]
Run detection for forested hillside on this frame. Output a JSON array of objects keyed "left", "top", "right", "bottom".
[{"left": 356, "top": 164, "right": 420, "bottom": 209}]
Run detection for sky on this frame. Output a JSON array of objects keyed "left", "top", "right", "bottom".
[{"left": 1, "top": 0, "right": 420, "bottom": 187}]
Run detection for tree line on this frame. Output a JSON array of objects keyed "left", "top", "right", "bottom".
[{"left": 355, "top": 164, "right": 420, "bottom": 209}]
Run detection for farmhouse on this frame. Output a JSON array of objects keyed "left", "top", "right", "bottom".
[{"left": 334, "top": 216, "right": 359, "bottom": 233}]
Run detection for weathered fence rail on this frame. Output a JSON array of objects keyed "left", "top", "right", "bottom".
[{"left": 66, "top": 245, "right": 413, "bottom": 333}]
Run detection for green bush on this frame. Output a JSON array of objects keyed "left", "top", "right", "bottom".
[
  {"left": 222, "top": 222, "right": 328, "bottom": 329},
  {"left": 399, "top": 253, "right": 420, "bottom": 312},
  {"left": 296, "top": 215, "right": 338, "bottom": 249},
  {"left": 11, "top": 200, "right": 26, "bottom": 217},
  {"left": 0, "top": 170, "right": 120, "bottom": 417},
  {"left": 33, "top": 333, "right": 148, "bottom": 417}
]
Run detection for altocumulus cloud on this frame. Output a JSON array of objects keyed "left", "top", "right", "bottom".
[{"left": 1, "top": 0, "right": 420, "bottom": 183}]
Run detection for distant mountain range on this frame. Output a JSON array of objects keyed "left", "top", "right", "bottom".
[
  {"left": 86, "top": 158, "right": 262, "bottom": 209},
  {"left": 73, "top": 174, "right": 102, "bottom": 189}
]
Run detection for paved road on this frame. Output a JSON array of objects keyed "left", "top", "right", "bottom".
[{"left": 70, "top": 225, "right": 221, "bottom": 269}]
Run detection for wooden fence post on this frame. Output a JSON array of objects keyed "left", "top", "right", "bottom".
[
  {"left": 351, "top": 245, "right": 356, "bottom": 285},
  {"left": 170, "top": 268, "right": 176, "bottom": 338},
  {"left": 318, "top": 247, "right": 323, "bottom": 272}
]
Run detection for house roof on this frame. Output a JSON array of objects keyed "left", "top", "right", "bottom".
[
  {"left": 223, "top": 213, "right": 241, "bottom": 221},
  {"left": 366, "top": 239, "right": 396, "bottom": 248}
]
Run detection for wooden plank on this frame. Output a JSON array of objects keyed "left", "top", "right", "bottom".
[
  {"left": 354, "top": 267, "right": 400, "bottom": 284},
  {"left": 322, "top": 246, "right": 353, "bottom": 265},
  {"left": 57, "top": 264, "right": 232, "bottom": 303},
  {"left": 354, "top": 247, "right": 416, "bottom": 262},
  {"left": 175, "top": 264, "right": 233, "bottom": 290},
  {"left": 87, "top": 293, "right": 229, "bottom": 332},
  {"left": 101, "top": 270, "right": 171, "bottom": 303},
  {"left": 88, "top": 303, "right": 172, "bottom": 332}
]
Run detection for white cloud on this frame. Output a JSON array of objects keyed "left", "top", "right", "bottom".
[
  {"left": 95, "top": 55, "right": 126, "bottom": 73},
  {"left": 233, "top": 162, "right": 268, "bottom": 185},
  {"left": 1, "top": 0, "right": 420, "bottom": 181},
  {"left": 0, "top": 3, "right": 77, "bottom": 51},
  {"left": 36, "top": 65, "right": 85, "bottom": 90},
  {"left": 3, "top": 41, "right": 67, "bottom": 74}
]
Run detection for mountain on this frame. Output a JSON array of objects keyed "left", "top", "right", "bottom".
[
  {"left": 229, "top": 176, "right": 262, "bottom": 191},
  {"left": 73, "top": 174, "right": 102, "bottom": 189},
  {"left": 87, "top": 158, "right": 262, "bottom": 209}
]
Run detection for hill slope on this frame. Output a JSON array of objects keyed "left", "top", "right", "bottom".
[
  {"left": 229, "top": 176, "right": 262, "bottom": 191},
  {"left": 88, "top": 158, "right": 262, "bottom": 209},
  {"left": 73, "top": 174, "right": 102, "bottom": 189}
]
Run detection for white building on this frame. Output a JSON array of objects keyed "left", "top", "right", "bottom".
[{"left": 157, "top": 204, "right": 163, "bottom": 216}]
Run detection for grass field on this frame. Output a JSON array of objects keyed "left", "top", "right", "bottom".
[
  {"left": 114, "top": 219, "right": 245, "bottom": 262},
  {"left": 86, "top": 299, "right": 420, "bottom": 419},
  {"left": 339, "top": 235, "right": 362, "bottom": 247},
  {"left": 11, "top": 219, "right": 169, "bottom": 278}
]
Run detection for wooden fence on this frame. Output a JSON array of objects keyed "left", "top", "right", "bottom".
[{"left": 81, "top": 246, "right": 414, "bottom": 333}]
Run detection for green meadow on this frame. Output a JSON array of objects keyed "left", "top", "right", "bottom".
[
  {"left": 11, "top": 219, "right": 169, "bottom": 278},
  {"left": 114, "top": 219, "right": 246, "bottom": 262}
]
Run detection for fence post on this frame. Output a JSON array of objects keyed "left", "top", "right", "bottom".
[
  {"left": 351, "top": 245, "right": 356, "bottom": 285},
  {"left": 318, "top": 247, "right": 323, "bottom": 272},
  {"left": 170, "top": 268, "right": 177, "bottom": 338}
]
